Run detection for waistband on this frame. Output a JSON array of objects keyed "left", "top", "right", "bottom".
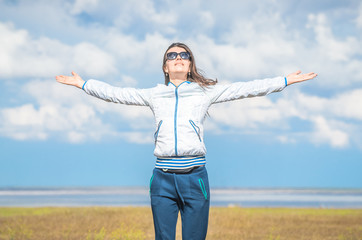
[
  {"left": 155, "top": 155, "right": 206, "bottom": 170},
  {"left": 160, "top": 166, "right": 201, "bottom": 174}
]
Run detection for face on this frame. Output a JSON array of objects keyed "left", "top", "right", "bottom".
[{"left": 164, "top": 46, "right": 191, "bottom": 77}]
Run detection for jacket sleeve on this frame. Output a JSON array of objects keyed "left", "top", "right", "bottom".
[
  {"left": 82, "top": 79, "right": 152, "bottom": 106},
  {"left": 208, "top": 76, "right": 286, "bottom": 104}
]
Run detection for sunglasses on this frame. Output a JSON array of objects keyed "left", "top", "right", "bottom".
[{"left": 166, "top": 51, "right": 190, "bottom": 60}]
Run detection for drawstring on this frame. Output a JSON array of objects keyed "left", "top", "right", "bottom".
[{"left": 173, "top": 173, "right": 185, "bottom": 206}]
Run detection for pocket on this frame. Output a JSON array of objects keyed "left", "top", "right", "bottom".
[
  {"left": 154, "top": 120, "right": 163, "bottom": 144},
  {"left": 189, "top": 120, "right": 201, "bottom": 142},
  {"left": 198, "top": 178, "right": 208, "bottom": 200}
]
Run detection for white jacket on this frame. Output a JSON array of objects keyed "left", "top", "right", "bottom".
[{"left": 83, "top": 76, "right": 286, "bottom": 158}]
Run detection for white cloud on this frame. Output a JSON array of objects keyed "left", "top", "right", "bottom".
[
  {"left": 303, "top": 13, "right": 362, "bottom": 87},
  {"left": 0, "top": 22, "right": 116, "bottom": 79},
  {"left": 112, "top": 0, "right": 177, "bottom": 34},
  {"left": 209, "top": 97, "right": 283, "bottom": 130},
  {"left": 0, "top": 22, "right": 61, "bottom": 78},
  {"left": 184, "top": 4, "right": 299, "bottom": 80},
  {"left": 72, "top": 42, "right": 117, "bottom": 76},
  {"left": 70, "top": 0, "right": 99, "bottom": 15},
  {"left": 199, "top": 11, "right": 215, "bottom": 30},
  {"left": 208, "top": 87, "right": 362, "bottom": 148},
  {"left": 1, "top": 0, "right": 362, "bottom": 150},
  {"left": 2, "top": 1, "right": 361, "bottom": 88},
  {"left": 310, "top": 116, "right": 349, "bottom": 148},
  {"left": 0, "top": 79, "right": 154, "bottom": 143},
  {"left": 184, "top": 10, "right": 362, "bottom": 88},
  {"left": 119, "top": 132, "right": 153, "bottom": 144},
  {"left": 329, "top": 89, "right": 362, "bottom": 120},
  {"left": 0, "top": 101, "right": 108, "bottom": 143},
  {"left": 120, "top": 75, "right": 138, "bottom": 87},
  {"left": 104, "top": 31, "right": 169, "bottom": 74},
  {"left": 356, "top": 2, "right": 362, "bottom": 28},
  {"left": 307, "top": 13, "right": 360, "bottom": 62},
  {"left": 287, "top": 89, "right": 362, "bottom": 121},
  {"left": 276, "top": 135, "right": 296, "bottom": 144}
]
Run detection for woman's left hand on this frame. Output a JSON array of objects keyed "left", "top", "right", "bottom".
[{"left": 286, "top": 70, "right": 318, "bottom": 85}]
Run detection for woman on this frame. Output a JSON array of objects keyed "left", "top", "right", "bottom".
[{"left": 56, "top": 42, "right": 317, "bottom": 240}]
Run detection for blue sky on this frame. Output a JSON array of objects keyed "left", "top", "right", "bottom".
[{"left": 0, "top": 0, "right": 362, "bottom": 188}]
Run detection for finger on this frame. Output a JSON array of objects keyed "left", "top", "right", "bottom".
[
  {"left": 304, "top": 73, "right": 317, "bottom": 80},
  {"left": 57, "top": 76, "right": 70, "bottom": 83},
  {"left": 295, "top": 70, "right": 302, "bottom": 75},
  {"left": 305, "top": 72, "right": 317, "bottom": 78}
]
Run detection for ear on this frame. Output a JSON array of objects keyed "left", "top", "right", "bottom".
[{"left": 163, "top": 65, "right": 169, "bottom": 73}]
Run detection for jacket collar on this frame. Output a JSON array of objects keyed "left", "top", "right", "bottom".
[{"left": 168, "top": 81, "right": 191, "bottom": 87}]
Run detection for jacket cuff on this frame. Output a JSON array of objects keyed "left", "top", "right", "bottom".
[{"left": 82, "top": 80, "right": 88, "bottom": 90}]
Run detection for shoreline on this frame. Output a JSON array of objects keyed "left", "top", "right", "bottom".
[{"left": 1, "top": 187, "right": 362, "bottom": 208}]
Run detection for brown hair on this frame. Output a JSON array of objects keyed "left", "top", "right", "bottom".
[{"left": 162, "top": 42, "right": 217, "bottom": 87}]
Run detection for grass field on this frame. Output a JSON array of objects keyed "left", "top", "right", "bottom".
[{"left": 0, "top": 207, "right": 361, "bottom": 240}]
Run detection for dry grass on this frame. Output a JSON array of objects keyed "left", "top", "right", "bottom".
[
  {"left": 0, "top": 207, "right": 361, "bottom": 240},
  {"left": 208, "top": 207, "right": 362, "bottom": 240}
]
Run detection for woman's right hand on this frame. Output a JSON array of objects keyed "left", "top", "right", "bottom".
[{"left": 55, "top": 71, "right": 85, "bottom": 89}]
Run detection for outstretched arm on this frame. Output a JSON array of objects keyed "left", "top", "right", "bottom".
[
  {"left": 56, "top": 72, "right": 152, "bottom": 106},
  {"left": 55, "top": 71, "right": 85, "bottom": 89},
  {"left": 209, "top": 70, "right": 317, "bottom": 104},
  {"left": 286, "top": 70, "right": 317, "bottom": 85}
]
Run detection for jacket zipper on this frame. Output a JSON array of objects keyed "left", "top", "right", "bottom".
[
  {"left": 172, "top": 81, "right": 189, "bottom": 156},
  {"left": 189, "top": 120, "right": 201, "bottom": 142},
  {"left": 174, "top": 87, "right": 179, "bottom": 155}
]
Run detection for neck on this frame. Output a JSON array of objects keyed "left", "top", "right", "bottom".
[
  {"left": 170, "top": 79, "right": 187, "bottom": 87},
  {"left": 169, "top": 72, "right": 188, "bottom": 86}
]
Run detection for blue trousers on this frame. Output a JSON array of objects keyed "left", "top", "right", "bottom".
[{"left": 150, "top": 166, "right": 210, "bottom": 240}]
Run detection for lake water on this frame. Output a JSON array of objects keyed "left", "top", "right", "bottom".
[{"left": 1, "top": 187, "right": 362, "bottom": 208}]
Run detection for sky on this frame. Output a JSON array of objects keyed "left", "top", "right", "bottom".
[{"left": 0, "top": 0, "right": 362, "bottom": 188}]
